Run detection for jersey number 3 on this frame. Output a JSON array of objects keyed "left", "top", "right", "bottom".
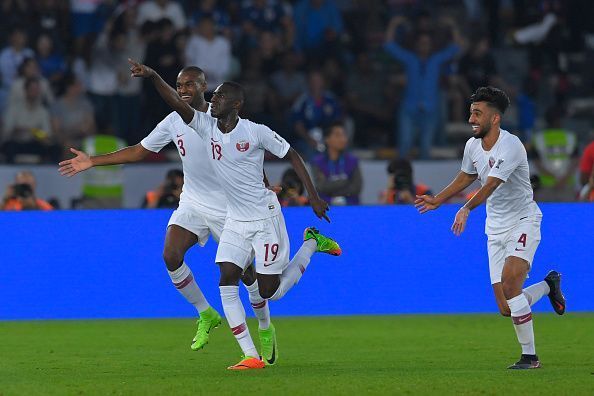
[
  {"left": 211, "top": 142, "right": 222, "bottom": 160},
  {"left": 177, "top": 139, "right": 186, "bottom": 156}
]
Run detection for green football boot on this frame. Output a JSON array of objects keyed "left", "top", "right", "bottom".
[
  {"left": 190, "top": 307, "right": 222, "bottom": 351},
  {"left": 303, "top": 227, "right": 342, "bottom": 256},
  {"left": 259, "top": 323, "right": 278, "bottom": 366}
]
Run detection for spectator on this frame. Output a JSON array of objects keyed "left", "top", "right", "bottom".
[
  {"left": 578, "top": 138, "right": 594, "bottom": 202},
  {"left": 9, "top": 57, "right": 55, "bottom": 107},
  {"left": 345, "top": 52, "right": 393, "bottom": 147},
  {"left": 380, "top": 158, "right": 431, "bottom": 204},
  {"left": 384, "top": 15, "right": 462, "bottom": 159},
  {"left": 137, "top": 0, "right": 186, "bottom": 31},
  {"left": 241, "top": 0, "right": 293, "bottom": 49},
  {"left": 532, "top": 107, "right": 578, "bottom": 202},
  {"left": 51, "top": 73, "right": 96, "bottom": 150},
  {"left": 311, "top": 122, "right": 362, "bottom": 205},
  {"left": 142, "top": 169, "right": 183, "bottom": 208},
  {"left": 270, "top": 51, "right": 306, "bottom": 116},
  {"left": 293, "top": 0, "right": 343, "bottom": 60},
  {"left": 114, "top": 5, "right": 145, "bottom": 143},
  {"left": 88, "top": 21, "right": 128, "bottom": 136},
  {"left": 277, "top": 168, "right": 308, "bottom": 207},
  {"left": 185, "top": 16, "right": 231, "bottom": 90},
  {"left": 35, "top": 33, "right": 67, "bottom": 87},
  {"left": 0, "top": 26, "right": 34, "bottom": 111},
  {"left": 189, "top": 0, "right": 231, "bottom": 38},
  {"left": 291, "top": 70, "right": 342, "bottom": 159},
  {"left": 2, "top": 170, "right": 53, "bottom": 210},
  {"left": 69, "top": 0, "right": 108, "bottom": 39},
  {"left": 30, "top": 0, "right": 71, "bottom": 49},
  {"left": 238, "top": 52, "right": 274, "bottom": 125},
  {"left": 1, "top": 77, "right": 61, "bottom": 163},
  {"left": 143, "top": 18, "right": 183, "bottom": 130}
]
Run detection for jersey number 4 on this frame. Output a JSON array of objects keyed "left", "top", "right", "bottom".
[{"left": 211, "top": 142, "right": 222, "bottom": 160}]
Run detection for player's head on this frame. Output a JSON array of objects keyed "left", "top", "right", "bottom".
[
  {"left": 415, "top": 33, "right": 432, "bottom": 58},
  {"left": 210, "top": 82, "right": 244, "bottom": 118},
  {"left": 176, "top": 66, "right": 206, "bottom": 105},
  {"left": 323, "top": 122, "right": 348, "bottom": 153},
  {"left": 468, "top": 86, "right": 510, "bottom": 139}
]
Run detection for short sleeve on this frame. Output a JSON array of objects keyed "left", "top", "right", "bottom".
[
  {"left": 141, "top": 116, "right": 173, "bottom": 152},
  {"left": 461, "top": 139, "right": 477, "bottom": 174},
  {"left": 256, "top": 123, "right": 290, "bottom": 158},
  {"left": 187, "top": 109, "right": 210, "bottom": 140},
  {"left": 488, "top": 138, "right": 525, "bottom": 182}
]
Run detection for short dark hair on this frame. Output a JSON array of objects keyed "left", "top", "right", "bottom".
[
  {"left": 323, "top": 121, "right": 344, "bottom": 139},
  {"left": 180, "top": 66, "right": 205, "bottom": 78},
  {"left": 222, "top": 81, "right": 245, "bottom": 103},
  {"left": 470, "top": 86, "right": 510, "bottom": 114}
]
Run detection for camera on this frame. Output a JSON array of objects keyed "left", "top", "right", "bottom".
[{"left": 13, "top": 183, "right": 34, "bottom": 199}]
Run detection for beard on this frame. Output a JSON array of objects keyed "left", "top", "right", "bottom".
[{"left": 473, "top": 121, "right": 491, "bottom": 139}]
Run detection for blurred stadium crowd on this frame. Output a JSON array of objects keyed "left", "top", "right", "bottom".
[{"left": 1, "top": 0, "right": 594, "bottom": 209}]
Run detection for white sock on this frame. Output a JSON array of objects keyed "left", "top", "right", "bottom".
[
  {"left": 507, "top": 294, "right": 536, "bottom": 355},
  {"left": 220, "top": 285, "right": 258, "bottom": 358},
  {"left": 522, "top": 281, "right": 550, "bottom": 306},
  {"left": 168, "top": 262, "right": 210, "bottom": 313},
  {"left": 244, "top": 280, "right": 270, "bottom": 330},
  {"left": 269, "top": 239, "right": 317, "bottom": 301}
]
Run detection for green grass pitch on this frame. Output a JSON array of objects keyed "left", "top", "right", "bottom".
[{"left": 1, "top": 314, "right": 593, "bottom": 395}]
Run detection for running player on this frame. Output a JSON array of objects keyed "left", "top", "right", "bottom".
[
  {"left": 129, "top": 58, "right": 341, "bottom": 370},
  {"left": 415, "top": 86, "right": 566, "bottom": 369},
  {"left": 58, "top": 66, "right": 280, "bottom": 363}
]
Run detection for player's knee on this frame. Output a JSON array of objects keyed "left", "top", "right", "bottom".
[
  {"left": 258, "top": 286, "right": 276, "bottom": 300},
  {"left": 162, "top": 248, "right": 183, "bottom": 272},
  {"left": 501, "top": 282, "right": 517, "bottom": 300}
]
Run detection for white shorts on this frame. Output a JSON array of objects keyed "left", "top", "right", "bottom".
[
  {"left": 487, "top": 216, "right": 541, "bottom": 284},
  {"left": 216, "top": 213, "right": 290, "bottom": 275},
  {"left": 167, "top": 203, "right": 226, "bottom": 247}
]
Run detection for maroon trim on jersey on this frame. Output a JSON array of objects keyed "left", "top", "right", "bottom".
[
  {"left": 512, "top": 312, "right": 532, "bottom": 325},
  {"left": 251, "top": 301, "right": 266, "bottom": 309},
  {"left": 173, "top": 274, "right": 194, "bottom": 289},
  {"left": 231, "top": 323, "right": 247, "bottom": 335},
  {"left": 299, "top": 264, "right": 306, "bottom": 274}
]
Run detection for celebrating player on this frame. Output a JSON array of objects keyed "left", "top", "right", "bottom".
[
  {"left": 415, "top": 86, "right": 566, "bottom": 369},
  {"left": 129, "top": 58, "right": 341, "bottom": 370},
  {"left": 58, "top": 66, "right": 284, "bottom": 365}
]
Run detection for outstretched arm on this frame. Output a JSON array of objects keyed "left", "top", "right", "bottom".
[
  {"left": 415, "top": 171, "right": 477, "bottom": 213},
  {"left": 286, "top": 147, "right": 330, "bottom": 222},
  {"left": 128, "top": 58, "right": 194, "bottom": 124},
  {"left": 58, "top": 144, "right": 150, "bottom": 177},
  {"left": 451, "top": 176, "right": 503, "bottom": 236}
]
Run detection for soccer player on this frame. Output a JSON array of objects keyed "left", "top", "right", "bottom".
[
  {"left": 415, "top": 86, "right": 566, "bottom": 369},
  {"left": 58, "top": 66, "right": 282, "bottom": 364},
  {"left": 129, "top": 58, "right": 341, "bottom": 370}
]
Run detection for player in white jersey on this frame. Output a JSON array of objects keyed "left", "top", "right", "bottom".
[
  {"left": 58, "top": 66, "right": 282, "bottom": 361},
  {"left": 414, "top": 87, "right": 566, "bottom": 369},
  {"left": 128, "top": 59, "right": 342, "bottom": 370}
]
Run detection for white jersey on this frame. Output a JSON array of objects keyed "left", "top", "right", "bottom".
[
  {"left": 461, "top": 129, "right": 542, "bottom": 235},
  {"left": 141, "top": 106, "right": 227, "bottom": 216},
  {"left": 187, "top": 109, "right": 290, "bottom": 221}
]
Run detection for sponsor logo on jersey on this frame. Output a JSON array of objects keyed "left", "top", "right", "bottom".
[
  {"left": 176, "top": 134, "right": 184, "bottom": 137},
  {"left": 236, "top": 140, "right": 250, "bottom": 152},
  {"left": 268, "top": 204, "right": 275, "bottom": 210},
  {"left": 495, "top": 159, "right": 504, "bottom": 169}
]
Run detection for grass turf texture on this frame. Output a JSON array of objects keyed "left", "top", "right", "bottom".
[{"left": 1, "top": 314, "right": 592, "bottom": 395}]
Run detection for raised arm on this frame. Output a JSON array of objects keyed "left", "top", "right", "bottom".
[
  {"left": 415, "top": 171, "right": 477, "bottom": 213},
  {"left": 58, "top": 144, "right": 150, "bottom": 177},
  {"left": 286, "top": 147, "right": 330, "bottom": 222},
  {"left": 128, "top": 58, "right": 194, "bottom": 124}
]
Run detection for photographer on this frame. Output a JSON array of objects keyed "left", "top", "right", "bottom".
[
  {"left": 381, "top": 159, "right": 431, "bottom": 205},
  {"left": 2, "top": 171, "right": 53, "bottom": 211},
  {"left": 142, "top": 169, "right": 184, "bottom": 209}
]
